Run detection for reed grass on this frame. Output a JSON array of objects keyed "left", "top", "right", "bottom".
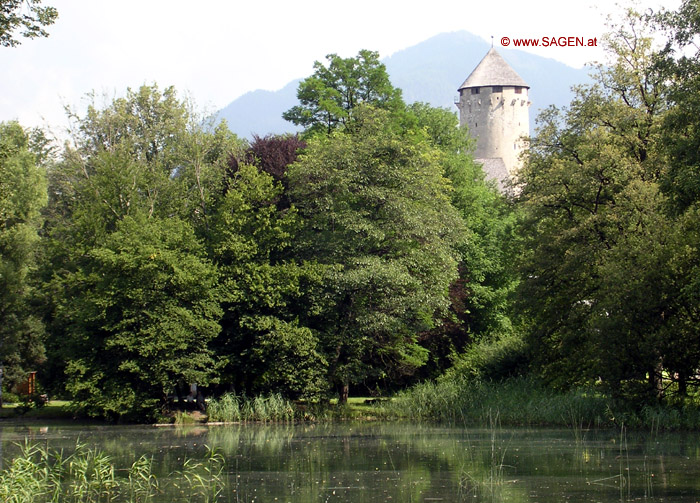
[
  {"left": 383, "top": 376, "right": 606, "bottom": 427},
  {"left": 0, "top": 441, "right": 225, "bottom": 503},
  {"left": 174, "top": 446, "right": 225, "bottom": 503},
  {"left": 382, "top": 376, "right": 700, "bottom": 430},
  {"left": 206, "top": 392, "right": 296, "bottom": 422}
]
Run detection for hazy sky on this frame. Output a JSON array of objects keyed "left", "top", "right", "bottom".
[{"left": 0, "top": 0, "right": 678, "bottom": 134}]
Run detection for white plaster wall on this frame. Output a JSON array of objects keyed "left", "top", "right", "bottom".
[{"left": 458, "top": 86, "right": 529, "bottom": 176}]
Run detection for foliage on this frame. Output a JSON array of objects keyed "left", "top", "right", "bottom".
[
  {"left": 47, "top": 86, "right": 227, "bottom": 248},
  {"left": 61, "top": 214, "right": 221, "bottom": 421},
  {"left": 287, "top": 106, "right": 464, "bottom": 399},
  {"left": 386, "top": 376, "right": 612, "bottom": 427},
  {"left": 387, "top": 376, "right": 700, "bottom": 430},
  {"left": 230, "top": 133, "right": 306, "bottom": 182},
  {"left": 405, "top": 103, "right": 519, "bottom": 378},
  {"left": 511, "top": 4, "right": 700, "bottom": 404},
  {"left": 283, "top": 50, "right": 404, "bottom": 136},
  {"left": 0, "top": 0, "right": 57, "bottom": 47},
  {"left": 41, "top": 85, "right": 332, "bottom": 413},
  {"left": 445, "top": 331, "right": 528, "bottom": 381},
  {"left": 513, "top": 8, "right": 689, "bottom": 399},
  {"left": 208, "top": 164, "right": 328, "bottom": 398},
  {"left": 244, "top": 316, "right": 327, "bottom": 397},
  {"left": 658, "top": 0, "right": 700, "bottom": 213},
  {"left": 650, "top": 4, "right": 700, "bottom": 398},
  {"left": 0, "top": 121, "right": 47, "bottom": 391},
  {"left": 24, "top": 1, "right": 700, "bottom": 419},
  {"left": 43, "top": 86, "right": 237, "bottom": 420}
]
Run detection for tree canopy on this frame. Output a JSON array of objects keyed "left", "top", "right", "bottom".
[
  {"left": 514, "top": 7, "right": 700, "bottom": 400},
  {"left": 8, "top": 1, "right": 700, "bottom": 420},
  {"left": 43, "top": 85, "right": 240, "bottom": 419},
  {"left": 0, "top": 0, "right": 57, "bottom": 47},
  {"left": 287, "top": 106, "right": 465, "bottom": 400},
  {"left": 0, "top": 121, "right": 47, "bottom": 394},
  {"left": 283, "top": 50, "right": 404, "bottom": 137}
]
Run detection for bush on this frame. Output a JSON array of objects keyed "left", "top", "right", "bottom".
[
  {"left": 445, "top": 332, "right": 528, "bottom": 382},
  {"left": 1, "top": 392, "right": 20, "bottom": 404}
]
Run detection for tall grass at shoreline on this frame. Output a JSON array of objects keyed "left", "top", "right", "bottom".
[
  {"left": 206, "top": 392, "right": 297, "bottom": 422},
  {"left": 383, "top": 376, "right": 700, "bottom": 430}
]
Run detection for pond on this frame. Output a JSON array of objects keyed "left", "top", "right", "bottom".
[{"left": 1, "top": 421, "right": 699, "bottom": 502}]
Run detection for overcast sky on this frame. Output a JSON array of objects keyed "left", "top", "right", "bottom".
[{"left": 0, "top": 0, "right": 678, "bottom": 134}]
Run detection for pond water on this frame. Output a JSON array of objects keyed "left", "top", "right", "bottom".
[{"left": 1, "top": 421, "right": 699, "bottom": 502}]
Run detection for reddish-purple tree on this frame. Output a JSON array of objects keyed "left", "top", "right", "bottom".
[{"left": 228, "top": 134, "right": 306, "bottom": 182}]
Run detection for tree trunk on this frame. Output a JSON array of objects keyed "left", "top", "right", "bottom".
[
  {"left": 649, "top": 360, "right": 664, "bottom": 401},
  {"left": 678, "top": 371, "right": 688, "bottom": 397},
  {"left": 338, "top": 383, "right": 349, "bottom": 405}
]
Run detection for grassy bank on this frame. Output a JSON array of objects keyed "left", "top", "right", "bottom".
[
  {"left": 204, "top": 393, "right": 388, "bottom": 423},
  {"left": 382, "top": 376, "right": 700, "bottom": 430},
  {"left": 0, "top": 401, "right": 74, "bottom": 421},
  {"left": 0, "top": 395, "right": 387, "bottom": 424}
]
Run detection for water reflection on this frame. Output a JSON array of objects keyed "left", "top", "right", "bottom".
[{"left": 0, "top": 421, "right": 699, "bottom": 502}]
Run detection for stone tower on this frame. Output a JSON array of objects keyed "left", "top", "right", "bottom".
[{"left": 456, "top": 48, "right": 530, "bottom": 188}]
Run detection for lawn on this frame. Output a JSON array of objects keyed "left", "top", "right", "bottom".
[{"left": 0, "top": 400, "right": 73, "bottom": 420}]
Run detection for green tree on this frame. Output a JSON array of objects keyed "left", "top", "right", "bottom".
[
  {"left": 653, "top": 0, "right": 700, "bottom": 394},
  {"left": 406, "top": 103, "right": 519, "bottom": 378},
  {"left": 0, "top": 121, "right": 47, "bottom": 400},
  {"left": 283, "top": 50, "right": 404, "bottom": 136},
  {"left": 514, "top": 8, "right": 677, "bottom": 399},
  {"left": 61, "top": 215, "right": 221, "bottom": 420},
  {"left": 47, "top": 85, "right": 242, "bottom": 244},
  {"left": 408, "top": 104, "right": 516, "bottom": 334},
  {"left": 0, "top": 0, "right": 57, "bottom": 47},
  {"left": 44, "top": 84, "right": 327, "bottom": 413},
  {"left": 43, "top": 85, "right": 240, "bottom": 419},
  {"left": 658, "top": 0, "right": 700, "bottom": 215},
  {"left": 287, "top": 106, "right": 464, "bottom": 401},
  {"left": 208, "top": 164, "right": 328, "bottom": 398}
]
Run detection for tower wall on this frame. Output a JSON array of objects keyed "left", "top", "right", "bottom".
[{"left": 458, "top": 85, "right": 529, "bottom": 176}]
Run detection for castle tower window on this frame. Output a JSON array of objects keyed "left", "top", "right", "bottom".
[{"left": 456, "top": 48, "right": 530, "bottom": 188}]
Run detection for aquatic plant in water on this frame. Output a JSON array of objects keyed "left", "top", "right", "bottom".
[{"left": 0, "top": 441, "right": 223, "bottom": 503}]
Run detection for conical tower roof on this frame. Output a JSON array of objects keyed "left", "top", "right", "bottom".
[{"left": 459, "top": 48, "right": 529, "bottom": 90}]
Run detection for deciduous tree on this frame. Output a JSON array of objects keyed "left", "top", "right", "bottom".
[
  {"left": 287, "top": 106, "right": 464, "bottom": 401},
  {"left": 43, "top": 86, "right": 239, "bottom": 419},
  {"left": 406, "top": 104, "right": 519, "bottom": 378},
  {"left": 283, "top": 50, "right": 404, "bottom": 137},
  {"left": 0, "top": 0, "right": 57, "bottom": 47},
  {"left": 0, "top": 121, "right": 47, "bottom": 400},
  {"left": 513, "top": 9, "right": 691, "bottom": 399},
  {"left": 61, "top": 214, "right": 221, "bottom": 420}
]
